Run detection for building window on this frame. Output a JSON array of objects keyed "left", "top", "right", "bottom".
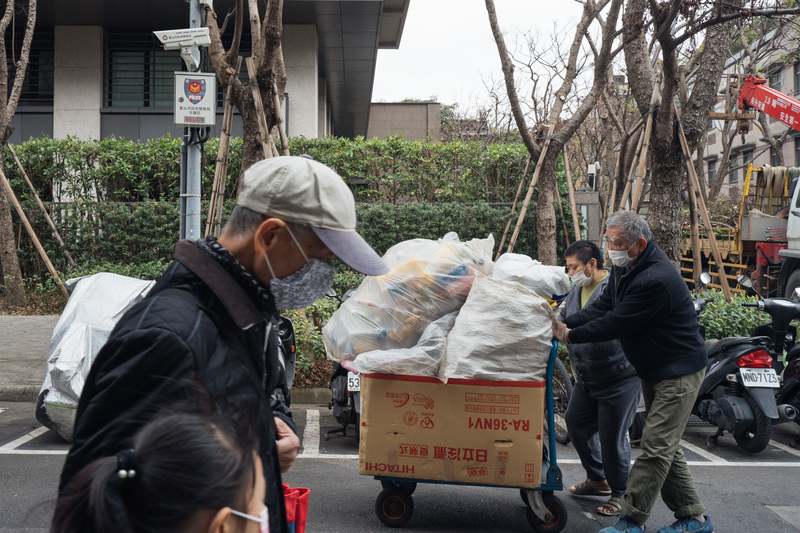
[
  {"left": 708, "top": 159, "right": 717, "bottom": 184},
  {"left": 729, "top": 153, "right": 738, "bottom": 183},
  {"left": 796, "top": 137, "right": 800, "bottom": 166},
  {"left": 6, "top": 31, "right": 54, "bottom": 105},
  {"left": 769, "top": 67, "right": 782, "bottom": 93},
  {"left": 106, "top": 32, "right": 250, "bottom": 108},
  {"left": 795, "top": 62, "right": 800, "bottom": 95},
  {"left": 743, "top": 149, "right": 753, "bottom": 168}
]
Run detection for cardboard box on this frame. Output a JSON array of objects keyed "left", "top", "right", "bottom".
[{"left": 359, "top": 373, "right": 545, "bottom": 488}]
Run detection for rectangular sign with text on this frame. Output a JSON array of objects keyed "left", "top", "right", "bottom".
[{"left": 174, "top": 72, "right": 216, "bottom": 127}]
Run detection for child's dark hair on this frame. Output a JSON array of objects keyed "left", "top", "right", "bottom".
[
  {"left": 51, "top": 411, "right": 257, "bottom": 533},
  {"left": 564, "top": 240, "right": 603, "bottom": 269}
]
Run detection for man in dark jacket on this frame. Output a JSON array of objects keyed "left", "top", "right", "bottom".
[
  {"left": 58, "top": 156, "right": 389, "bottom": 533},
  {"left": 552, "top": 211, "right": 712, "bottom": 533}
]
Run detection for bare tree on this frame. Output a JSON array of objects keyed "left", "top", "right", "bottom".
[
  {"left": 486, "top": 0, "right": 623, "bottom": 265},
  {"left": 0, "top": 0, "right": 36, "bottom": 310},
  {"left": 623, "top": 0, "right": 800, "bottom": 262},
  {"left": 205, "top": 0, "right": 286, "bottom": 173}
]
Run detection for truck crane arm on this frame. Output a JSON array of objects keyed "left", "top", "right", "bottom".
[{"left": 738, "top": 75, "right": 800, "bottom": 133}]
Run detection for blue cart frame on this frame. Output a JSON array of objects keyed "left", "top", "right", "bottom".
[{"left": 373, "top": 340, "right": 567, "bottom": 532}]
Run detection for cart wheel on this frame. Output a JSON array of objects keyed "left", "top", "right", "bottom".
[
  {"left": 381, "top": 480, "right": 418, "bottom": 495},
  {"left": 526, "top": 494, "right": 567, "bottom": 533},
  {"left": 375, "top": 487, "right": 414, "bottom": 527}
]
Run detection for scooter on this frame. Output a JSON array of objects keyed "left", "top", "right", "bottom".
[
  {"left": 774, "top": 288, "right": 800, "bottom": 447},
  {"left": 271, "top": 316, "right": 297, "bottom": 407},
  {"left": 693, "top": 273, "right": 798, "bottom": 453},
  {"left": 324, "top": 288, "right": 361, "bottom": 441}
]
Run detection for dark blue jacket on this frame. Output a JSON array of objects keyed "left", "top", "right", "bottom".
[
  {"left": 559, "top": 273, "right": 637, "bottom": 388},
  {"left": 564, "top": 241, "right": 706, "bottom": 382}
]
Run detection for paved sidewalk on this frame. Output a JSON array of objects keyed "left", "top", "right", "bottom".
[
  {"left": 0, "top": 315, "right": 61, "bottom": 401},
  {"left": 0, "top": 314, "right": 330, "bottom": 404}
]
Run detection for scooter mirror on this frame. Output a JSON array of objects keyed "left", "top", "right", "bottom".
[
  {"left": 326, "top": 288, "right": 338, "bottom": 298},
  {"left": 737, "top": 274, "right": 754, "bottom": 289},
  {"left": 698, "top": 272, "right": 711, "bottom": 287},
  {"left": 793, "top": 287, "right": 800, "bottom": 303}
]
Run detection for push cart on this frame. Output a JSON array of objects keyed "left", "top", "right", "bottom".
[{"left": 370, "top": 340, "right": 567, "bottom": 532}]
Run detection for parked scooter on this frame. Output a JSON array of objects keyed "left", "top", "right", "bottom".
[
  {"left": 271, "top": 316, "right": 297, "bottom": 407},
  {"left": 774, "top": 287, "right": 800, "bottom": 447},
  {"left": 324, "top": 288, "right": 361, "bottom": 441},
  {"left": 693, "top": 273, "right": 798, "bottom": 453}
]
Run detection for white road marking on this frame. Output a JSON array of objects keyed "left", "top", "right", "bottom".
[
  {"left": 0, "top": 426, "right": 50, "bottom": 450},
  {"left": 0, "top": 408, "right": 7, "bottom": 415},
  {"left": 298, "top": 453, "right": 359, "bottom": 460},
  {"left": 680, "top": 439, "right": 728, "bottom": 463},
  {"left": 302, "top": 409, "right": 320, "bottom": 456},
  {"left": 766, "top": 505, "right": 800, "bottom": 531},
  {"left": 767, "top": 440, "right": 800, "bottom": 459},
  {"left": 0, "top": 449, "right": 68, "bottom": 455}
]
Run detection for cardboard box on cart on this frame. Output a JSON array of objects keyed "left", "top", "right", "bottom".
[{"left": 359, "top": 373, "right": 545, "bottom": 488}]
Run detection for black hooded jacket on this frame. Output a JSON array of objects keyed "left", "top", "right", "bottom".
[
  {"left": 59, "top": 240, "right": 295, "bottom": 533},
  {"left": 564, "top": 241, "right": 706, "bottom": 382}
]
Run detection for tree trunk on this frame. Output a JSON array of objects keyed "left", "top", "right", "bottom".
[
  {"left": 536, "top": 151, "right": 560, "bottom": 265},
  {"left": 0, "top": 166, "right": 27, "bottom": 309}
]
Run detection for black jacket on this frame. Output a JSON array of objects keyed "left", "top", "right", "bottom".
[
  {"left": 559, "top": 273, "right": 637, "bottom": 388},
  {"left": 564, "top": 241, "right": 706, "bottom": 382},
  {"left": 59, "top": 240, "right": 295, "bottom": 533}
]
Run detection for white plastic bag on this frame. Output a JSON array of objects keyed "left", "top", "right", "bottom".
[
  {"left": 439, "top": 276, "right": 552, "bottom": 382},
  {"left": 492, "top": 253, "right": 570, "bottom": 300},
  {"left": 346, "top": 312, "right": 458, "bottom": 376},
  {"left": 323, "top": 235, "right": 494, "bottom": 362}
]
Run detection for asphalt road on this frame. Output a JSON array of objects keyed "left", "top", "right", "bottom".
[{"left": 2, "top": 401, "right": 800, "bottom": 532}]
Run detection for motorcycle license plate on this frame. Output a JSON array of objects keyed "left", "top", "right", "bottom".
[
  {"left": 347, "top": 371, "right": 360, "bottom": 392},
  {"left": 739, "top": 368, "right": 780, "bottom": 388}
]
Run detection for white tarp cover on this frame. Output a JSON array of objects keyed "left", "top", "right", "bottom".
[
  {"left": 323, "top": 235, "right": 494, "bottom": 362},
  {"left": 35, "top": 272, "right": 155, "bottom": 442},
  {"left": 438, "top": 275, "right": 553, "bottom": 382}
]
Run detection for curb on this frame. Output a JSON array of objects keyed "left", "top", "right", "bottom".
[
  {"left": 0, "top": 385, "right": 331, "bottom": 405},
  {"left": 0, "top": 385, "right": 39, "bottom": 403}
]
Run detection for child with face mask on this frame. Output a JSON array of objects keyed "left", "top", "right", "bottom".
[
  {"left": 559, "top": 241, "right": 641, "bottom": 518},
  {"left": 52, "top": 408, "right": 268, "bottom": 533}
]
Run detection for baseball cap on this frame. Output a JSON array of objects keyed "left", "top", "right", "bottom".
[{"left": 237, "top": 156, "right": 389, "bottom": 276}]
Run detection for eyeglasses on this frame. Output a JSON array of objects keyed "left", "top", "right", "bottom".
[{"left": 231, "top": 506, "right": 269, "bottom": 533}]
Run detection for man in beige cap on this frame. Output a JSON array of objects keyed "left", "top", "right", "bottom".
[{"left": 58, "top": 156, "right": 388, "bottom": 533}]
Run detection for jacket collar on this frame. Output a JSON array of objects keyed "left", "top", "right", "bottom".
[{"left": 174, "top": 240, "right": 266, "bottom": 330}]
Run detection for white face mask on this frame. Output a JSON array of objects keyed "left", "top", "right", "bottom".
[
  {"left": 608, "top": 246, "right": 636, "bottom": 267},
  {"left": 264, "top": 227, "right": 336, "bottom": 310},
  {"left": 570, "top": 267, "right": 593, "bottom": 287}
]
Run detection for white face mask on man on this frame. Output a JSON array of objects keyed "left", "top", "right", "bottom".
[
  {"left": 608, "top": 245, "right": 637, "bottom": 268},
  {"left": 263, "top": 226, "right": 336, "bottom": 310}
]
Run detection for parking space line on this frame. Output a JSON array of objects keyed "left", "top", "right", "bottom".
[
  {"left": 0, "top": 448, "right": 67, "bottom": 455},
  {"left": 680, "top": 439, "right": 727, "bottom": 463},
  {"left": 0, "top": 408, "right": 7, "bottom": 415},
  {"left": 768, "top": 440, "right": 800, "bottom": 458},
  {"left": 302, "top": 409, "right": 320, "bottom": 456},
  {"left": 0, "top": 426, "right": 49, "bottom": 451}
]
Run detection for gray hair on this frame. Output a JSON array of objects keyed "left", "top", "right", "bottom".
[
  {"left": 222, "top": 205, "right": 314, "bottom": 239},
  {"left": 606, "top": 210, "right": 653, "bottom": 244}
]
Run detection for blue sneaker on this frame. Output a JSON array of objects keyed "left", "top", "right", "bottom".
[
  {"left": 657, "top": 515, "right": 713, "bottom": 533},
  {"left": 600, "top": 515, "right": 647, "bottom": 533}
]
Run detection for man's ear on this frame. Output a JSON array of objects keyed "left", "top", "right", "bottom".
[
  {"left": 208, "top": 507, "right": 233, "bottom": 533},
  {"left": 636, "top": 237, "right": 648, "bottom": 254},
  {"left": 253, "top": 218, "right": 286, "bottom": 256}
]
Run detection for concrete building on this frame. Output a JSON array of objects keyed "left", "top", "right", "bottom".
[
  {"left": 10, "top": 0, "right": 411, "bottom": 143},
  {"left": 367, "top": 102, "right": 441, "bottom": 141}
]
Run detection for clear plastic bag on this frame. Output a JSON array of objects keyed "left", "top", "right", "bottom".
[
  {"left": 323, "top": 235, "right": 494, "bottom": 362},
  {"left": 345, "top": 312, "right": 458, "bottom": 376}
]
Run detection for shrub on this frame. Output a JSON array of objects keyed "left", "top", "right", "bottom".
[{"left": 695, "top": 289, "right": 770, "bottom": 339}]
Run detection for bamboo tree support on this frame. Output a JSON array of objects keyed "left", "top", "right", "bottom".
[
  {"left": 673, "top": 102, "right": 732, "bottom": 301},
  {"left": 562, "top": 148, "right": 581, "bottom": 240},
  {"left": 619, "top": 127, "right": 647, "bottom": 211},
  {"left": 271, "top": 79, "right": 290, "bottom": 156},
  {"left": 7, "top": 144, "right": 75, "bottom": 267},
  {"left": 507, "top": 124, "right": 555, "bottom": 254},
  {"left": 495, "top": 155, "right": 532, "bottom": 260},
  {"left": 599, "top": 152, "right": 623, "bottom": 248},
  {"left": 0, "top": 165, "right": 69, "bottom": 300},
  {"left": 556, "top": 188, "right": 571, "bottom": 247},
  {"left": 687, "top": 171, "right": 703, "bottom": 285},
  {"left": 245, "top": 57, "right": 273, "bottom": 159},
  {"left": 206, "top": 57, "right": 242, "bottom": 237},
  {"left": 631, "top": 78, "right": 661, "bottom": 212}
]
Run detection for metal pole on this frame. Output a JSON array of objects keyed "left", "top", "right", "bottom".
[
  {"left": 180, "top": 129, "right": 188, "bottom": 239},
  {"left": 181, "top": 0, "right": 204, "bottom": 240}
]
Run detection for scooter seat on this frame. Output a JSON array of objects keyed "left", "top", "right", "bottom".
[{"left": 704, "top": 336, "right": 752, "bottom": 357}]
